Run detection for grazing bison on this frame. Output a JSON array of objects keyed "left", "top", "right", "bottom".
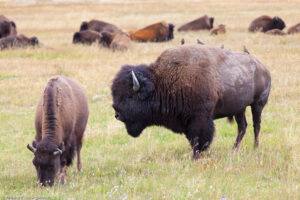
[
  {"left": 111, "top": 45, "right": 271, "bottom": 159},
  {"left": 80, "top": 19, "right": 120, "bottom": 34},
  {"left": 265, "top": 29, "right": 286, "bottom": 35},
  {"left": 248, "top": 15, "right": 286, "bottom": 32},
  {"left": 287, "top": 23, "right": 300, "bottom": 34},
  {"left": 73, "top": 30, "right": 101, "bottom": 45},
  {"left": 100, "top": 30, "right": 131, "bottom": 51},
  {"left": 210, "top": 24, "right": 226, "bottom": 35},
  {"left": 129, "top": 21, "right": 174, "bottom": 42},
  {"left": 0, "top": 34, "right": 39, "bottom": 50},
  {"left": 0, "top": 15, "right": 17, "bottom": 38},
  {"left": 27, "top": 76, "right": 89, "bottom": 186},
  {"left": 178, "top": 15, "right": 214, "bottom": 32}
]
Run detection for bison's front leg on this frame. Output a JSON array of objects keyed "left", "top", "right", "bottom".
[
  {"left": 59, "top": 164, "right": 67, "bottom": 184},
  {"left": 186, "top": 116, "right": 215, "bottom": 160}
]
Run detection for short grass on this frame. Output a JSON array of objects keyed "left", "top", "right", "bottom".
[{"left": 0, "top": 0, "right": 299, "bottom": 199}]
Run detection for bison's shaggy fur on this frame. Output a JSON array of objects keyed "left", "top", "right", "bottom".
[
  {"left": 27, "top": 76, "right": 89, "bottom": 186},
  {"left": 287, "top": 23, "right": 300, "bottom": 34},
  {"left": 72, "top": 30, "right": 101, "bottom": 45},
  {"left": 0, "top": 15, "right": 17, "bottom": 38},
  {"left": 112, "top": 45, "right": 271, "bottom": 159},
  {"left": 79, "top": 19, "right": 120, "bottom": 34},
  {"left": 178, "top": 15, "right": 214, "bottom": 32},
  {"left": 248, "top": 15, "right": 286, "bottom": 32},
  {"left": 265, "top": 29, "right": 286, "bottom": 35},
  {"left": 210, "top": 24, "right": 226, "bottom": 35},
  {"left": 100, "top": 30, "right": 131, "bottom": 51},
  {"left": 129, "top": 21, "right": 174, "bottom": 42},
  {"left": 0, "top": 34, "right": 39, "bottom": 50}
]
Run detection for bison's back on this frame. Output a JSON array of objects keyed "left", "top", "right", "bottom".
[
  {"left": 248, "top": 15, "right": 272, "bottom": 32},
  {"left": 130, "top": 22, "right": 169, "bottom": 42},
  {"left": 178, "top": 15, "right": 212, "bottom": 31},
  {"left": 288, "top": 23, "right": 300, "bottom": 34}
]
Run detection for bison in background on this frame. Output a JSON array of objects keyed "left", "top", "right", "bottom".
[
  {"left": 129, "top": 21, "right": 174, "bottom": 42},
  {"left": 265, "top": 29, "right": 286, "bottom": 35},
  {"left": 210, "top": 24, "right": 226, "bottom": 35},
  {"left": 178, "top": 15, "right": 214, "bottom": 32},
  {"left": 248, "top": 15, "right": 286, "bottom": 32},
  {"left": 287, "top": 23, "right": 300, "bottom": 34},
  {"left": 27, "top": 76, "right": 89, "bottom": 186},
  {"left": 80, "top": 19, "right": 120, "bottom": 34},
  {"left": 0, "top": 15, "right": 17, "bottom": 38},
  {"left": 0, "top": 34, "right": 39, "bottom": 50},
  {"left": 100, "top": 30, "right": 131, "bottom": 51},
  {"left": 112, "top": 45, "right": 271, "bottom": 159},
  {"left": 73, "top": 30, "right": 101, "bottom": 45}
]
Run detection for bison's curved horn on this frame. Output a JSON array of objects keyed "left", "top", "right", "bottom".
[
  {"left": 53, "top": 148, "right": 63, "bottom": 156},
  {"left": 131, "top": 71, "right": 140, "bottom": 92},
  {"left": 27, "top": 144, "right": 36, "bottom": 153}
]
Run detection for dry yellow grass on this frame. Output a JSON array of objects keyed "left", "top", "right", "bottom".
[{"left": 0, "top": 0, "right": 299, "bottom": 199}]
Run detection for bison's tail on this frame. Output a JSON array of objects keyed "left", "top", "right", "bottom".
[
  {"left": 80, "top": 21, "right": 88, "bottom": 31},
  {"left": 209, "top": 17, "right": 214, "bottom": 29},
  {"left": 227, "top": 116, "right": 234, "bottom": 124},
  {"left": 73, "top": 32, "right": 80, "bottom": 44}
]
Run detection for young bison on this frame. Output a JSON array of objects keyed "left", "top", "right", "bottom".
[
  {"left": 111, "top": 45, "right": 271, "bottom": 159},
  {"left": 0, "top": 15, "right": 17, "bottom": 38},
  {"left": 72, "top": 30, "right": 101, "bottom": 45},
  {"left": 287, "top": 23, "right": 300, "bottom": 34},
  {"left": 265, "top": 29, "right": 286, "bottom": 35},
  {"left": 248, "top": 15, "right": 286, "bottom": 32},
  {"left": 210, "top": 24, "right": 226, "bottom": 35},
  {"left": 0, "top": 34, "right": 39, "bottom": 50},
  {"left": 27, "top": 76, "right": 89, "bottom": 186},
  {"left": 178, "top": 15, "right": 214, "bottom": 32},
  {"left": 99, "top": 30, "right": 131, "bottom": 51}
]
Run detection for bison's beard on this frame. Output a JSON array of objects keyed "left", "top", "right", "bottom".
[{"left": 125, "top": 122, "right": 146, "bottom": 137}]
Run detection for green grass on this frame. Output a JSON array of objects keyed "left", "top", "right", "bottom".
[{"left": 0, "top": 0, "right": 300, "bottom": 199}]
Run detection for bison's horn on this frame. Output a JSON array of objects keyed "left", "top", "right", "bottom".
[
  {"left": 53, "top": 148, "right": 63, "bottom": 156},
  {"left": 131, "top": 71, "right": 140, "bottom": 92},
  {"left": 27, "top": 144, "right": 36, "bottom": 153}
]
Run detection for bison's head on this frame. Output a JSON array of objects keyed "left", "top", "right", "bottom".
[
  {"left": 168, "top": 23, "right": 175, "bottom": 40},
  {"left": 27, "top": 140, "right": 64, "bottom": 186},
  {"left": 30, "top": 37, "right": 39, "bottom": 46},
  {"left": 272, "top": 16, "right": 286, "bottom": 30},
  {"left": 99, "top": 31, "right": 113, "bottom": 47},
  {"left": 111, "top": 64, "right": 155, "bottom": 137}
]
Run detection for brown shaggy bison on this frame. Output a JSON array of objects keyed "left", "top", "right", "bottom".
[
  {"left": 210, "top": 24, "right": 226, "bottom": 35},
  {"left": 0, "top": 15, "right": 17, "bottom": 38},
  {"left": 111, "top": 45, "right": 271, "bottom": 159},
  {"left": 178, "top": 15, "right": 214, "bottom": 32},
  {"left": 265, "top": 29, "right": 286, "bottom": 35},
  {"left": 100, "top": 30, "right": 131, "bottom": 51},
  {"left": 73, "top": 30, "right": 101, "bottom": 45},
  {"left": 287, "top": 23, "right": 300, "bottom": 34},
  {"left": 129, "top": 21, "right": 174, "bottom": 42},
  {"left": 0, "top": 34, "right": 39, "bottom": 50},
  {"left": 80, "top": 19, "right": 120, "bottom": 34},
  {"left": 27, "top": 76, "right": 89, "bottom": 186},
  {"left": 248, "top": 15, "right": 286, "bottom": 32}
]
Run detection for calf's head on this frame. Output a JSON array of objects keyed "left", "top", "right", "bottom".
[
  {"left": 27, "top": 141, "right": 64, "bottom": 186},
  {"left": 111, "top": 64, "right": 155, "bottom": 137}
]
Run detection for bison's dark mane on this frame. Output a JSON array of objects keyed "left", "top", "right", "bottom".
[{"left": 80, "top": 22, "right": 88, "bottom": 31}]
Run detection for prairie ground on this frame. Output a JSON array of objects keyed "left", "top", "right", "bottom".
[{"left": 0, "top": 0, "right": 299, "bottom": 199}]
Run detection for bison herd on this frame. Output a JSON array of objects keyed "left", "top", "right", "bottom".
[{"left": 1, "top": 12, "right": 293, "bottom": 187}]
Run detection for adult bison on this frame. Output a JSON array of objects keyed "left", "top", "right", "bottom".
[
  {"left": 111, "top": 45, "right": 271, "bottom": 159},
  {"left": 178, "top": 15, "right": 214, "bottom": 32},
  {"left": 129, "top": 21, "right": 174, "bottom": 42},
  {"left": 72, "top": 30, "right": 101, "bottom": 45},
  {"left": 27, "top": 76, "right": 89, "bottom": 186},
  {"left": 248, "top": 15, "right": 285, "bottom": 32},
  {"left": 287, "top": 23, "right": 300, "bottom": 34},
  {"left": 0, "top": 34, "right": 39, "bottom": 50},
  {"left": 100, "top": 30, "right": 131, "bottom": 51},
  {"left": 0, "top": 15, "right": 17, "bottom": 38},
  {"left": 80, "top": 19, "right": 120, "bottom": 34}
]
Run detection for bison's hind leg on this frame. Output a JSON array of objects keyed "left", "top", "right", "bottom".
[
  {"left": 75, "top": 134, "right": 83, "bottom": 172},
  {"left": 186, "top": 116, "right": 215, "bottom": 160},
  {"left": 251, "top": 103, "right": 265, "bottom": 148},
  {"left": 232, "top": 109, "right": 248, "bottom": 150}
]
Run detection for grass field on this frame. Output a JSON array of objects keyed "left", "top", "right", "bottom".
[{"left": 0, "top": 0, "right": 300, "bottom": 199}]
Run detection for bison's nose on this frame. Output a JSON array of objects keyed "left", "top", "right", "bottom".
[{"left": 115, "top": 113, "right": 120, "bottom": 120}]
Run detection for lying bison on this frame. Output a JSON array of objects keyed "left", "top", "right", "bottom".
[
  {"left": 129, "top": 21, "right": 174, "bottom": 42},
  {"left": 80, "top": 19, "right": 120, "bottom": 34},
  {"left": 27, "top": 76, "right": 89, "bottom": 186},
  {"left": 73, "top": 30, "right": 101, "bottom": 45},
  {"left": 0, "top": 34, "right": 39, "bottom": 50},
  {"left": 287, "top": 23, "right": 300, "bottom": 34},
  {"left": 112, "top": 45, "right": 271, "bottom": 159},
  {"left": 248, "top": 15, "right": 285, "bottom": 32},
  {"left": 265, "top": 29, "right": 286, "bottom": 35},
  {"left": 210, "top": 24, "right": 226, "bottom": 35},
  {"left": 178, "top": 15, "right": 214, "bottom": 32},
  {"left": 0, "top": 15, "right": 17, "bottom": 38},
  {"left": 100, "top": 30, "right": 131, "bottom": 51}
]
